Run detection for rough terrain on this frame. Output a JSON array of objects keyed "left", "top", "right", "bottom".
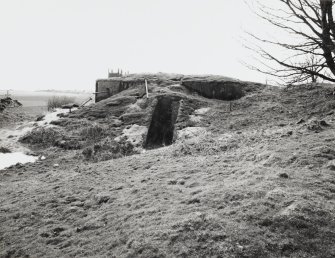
[{"left": 1, "top": 75, "right": 335, "bottom": 257}]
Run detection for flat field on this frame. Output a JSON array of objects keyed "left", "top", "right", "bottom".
[{"left": 0, "top": 90, "right": 92, "bottom": 107}]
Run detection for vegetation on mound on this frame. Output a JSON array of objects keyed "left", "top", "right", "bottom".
[
  {"left": 80, "top": 124, "right": 138, "bottom": 162},
  {"left": 18, "top": 120, "right": 139, "bottom": 161},
  {"left": 82, "top": 137, "right": 135, "bottom": 162},
  {"left": 0, "top": 107, "right": 40, "bottom": 129},
  {"left": 35, "top": 85, "right": 209, "bottom": 161},
  {"left": 19, "top": 127, "right": 63, "bottom": 147},
  {"left": 79, "top": 124, "right": 111, "bottom": 143},
  {"left": 0, "top": 97, "right": 22, "bottom": 112},
  {"left": 0, "top": 146, "right": 11, "bottom": 153}
]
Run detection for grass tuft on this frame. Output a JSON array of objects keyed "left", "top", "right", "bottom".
[
  {"left": 47, "top": 96, "right": 76, "bottom": 110},
  {"left": 19, "top": 127, "right": 62, "bottom": 147},
  {"left": 0, "top": 146, "right": 11, "bottom": 153}
]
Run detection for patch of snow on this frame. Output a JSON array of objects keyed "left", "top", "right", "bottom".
[
  {"left": 115, "top": 124, "right": 147, "bottom": 147},
  {"left": 189, "top": 115, "right": 202, "bottom": 123},
  {"left": 126, "top": 103, "right": 142, "bottom": 113},
  {"left": 189, "top": 108, "right": 210, "bottom": 123},
  {"left": 0, "top": 108, "right": 73, "bottom": 157},
  {"left": 40, "top": 108, "right": 75, "bottom": 125},
  {"left": 0, "top": 152, "right": 38, "bottom": 170},
  {"left": 194, "top": 107, "right": 210, "bottom": 115},
  {"left": 177, "top": 127, "right": 207, "bottom": 140}
]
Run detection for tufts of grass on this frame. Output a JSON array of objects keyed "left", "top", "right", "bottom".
[
  {"left": 0, "top": 146, "right": 11, "bottom": 153},
  {"left": 80, "top": 124, "right": 109, "bottom": 143},
  {"left": 172, "top": 133, "right": 238, "bottom": 157},
  {"left": 19, "top": 127, "right": 62, "bottom": 147},
  {"left": 47, "top": 96, "right": 76, "bottom": 110},
  {"left": 82, "top": 136, "right": 135, "bottom": 162}
]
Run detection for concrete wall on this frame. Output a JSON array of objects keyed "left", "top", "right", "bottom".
[
  {"left": 95, "top": 79, "right": 144, "bottom": 102},
  {"left": 181, "top": 80, "right": 243, "bottom": 101},
  {"left": 95, "top": 80, "right": 120, "bottom": 102}
]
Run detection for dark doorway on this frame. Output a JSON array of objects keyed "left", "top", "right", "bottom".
[{"left": 145, "top": 97, "right": 179, "bottom": 149}]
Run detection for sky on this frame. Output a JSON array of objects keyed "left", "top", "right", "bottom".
[{"left": 0, "top": 0, "right": 279, "bottom": 91}]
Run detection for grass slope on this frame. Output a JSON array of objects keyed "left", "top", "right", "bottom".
[{"left": 1, "top": 82, "right": 335, "bottom": 257}]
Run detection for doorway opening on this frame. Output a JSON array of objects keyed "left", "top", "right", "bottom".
[{"left": 145, "top": 96, "right": 179, "bottom": 149}]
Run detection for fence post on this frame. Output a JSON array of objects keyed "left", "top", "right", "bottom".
[{"left": 145, "top": 79, "right": 149, "bottom": 98}]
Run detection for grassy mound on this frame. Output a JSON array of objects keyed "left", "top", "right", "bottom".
[{"left": 3, "top": 77, "right": 335, "bottom": 257}]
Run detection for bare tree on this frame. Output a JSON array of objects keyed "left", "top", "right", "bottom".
[
  {"left": 293, "top": 52, "right": 323, "bottom": 83},
  {"left": 245, "top": 0, "right": 335, "bottom": 84}
]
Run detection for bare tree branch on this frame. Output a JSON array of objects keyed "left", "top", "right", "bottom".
[{"left": 244, "top": 0, "right": 335, "bottom": 84}]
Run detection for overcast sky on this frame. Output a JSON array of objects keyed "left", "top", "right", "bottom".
[{"left": 0, "top": 0, "right": 277, "bottom": 91}]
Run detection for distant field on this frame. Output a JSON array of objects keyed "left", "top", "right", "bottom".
[{"left": 0, "top": 90, "right": 93, "bottom": 107}]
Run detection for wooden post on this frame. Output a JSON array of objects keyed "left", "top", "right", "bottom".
[
  {"left": 80, "top": 97, "right": 92, "bottom": 107},
  {"left": 145, "top": 79, "right": 149, "bottom": 98}
]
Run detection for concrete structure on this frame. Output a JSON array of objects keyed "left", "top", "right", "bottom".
[
  {"left": 95, "top": 78, "right": 145, "bottom": 102},
  {"left": 181, "top": 79, "right": 243, "bottom": 100},
  {"left": 108, "top": 69, "right": 123, "bottom": 78}
]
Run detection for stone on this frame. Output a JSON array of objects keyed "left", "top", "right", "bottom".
[
  {"left": 278, "top": 173, "right": 289, "bottom": 179},
  {"left": 320, "top": 120, "right": 329, "bottom": 126},
  {"left": 36, "top": 115, "right": 45, "bottom": 122},
  {"left": 296, "top": 118, "right": 305, "bottom": 124},
  {"left": 95, "top": 194, "right": 111, "bottom": 204},
  {"left": 306, "top": 120, "right": 323, "bottom": 132},
  {"left": 326, "top": 161, "right": 335, "bottom": 171}
]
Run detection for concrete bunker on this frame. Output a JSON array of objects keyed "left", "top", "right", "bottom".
[
  {"left": 182, "top": 80, "right": 243, "bottom": 100},
  {"left": 95, "top": 79, "right": 145, "bottom": 102},
  {"left": 145, "top": 96, "right": 180, "bottom": 149}
]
